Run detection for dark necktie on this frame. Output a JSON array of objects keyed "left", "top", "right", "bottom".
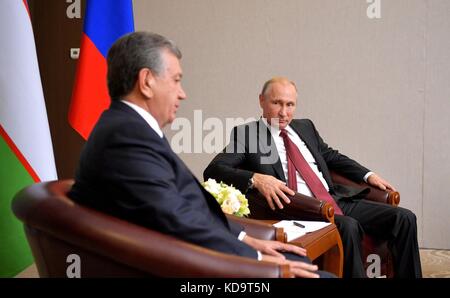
[{"left": 279, "top": 129, "right": 343, "bottom": 215}]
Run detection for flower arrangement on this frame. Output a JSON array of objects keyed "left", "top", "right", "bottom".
[{"left": 202, "top": 178, "right": 250, "bottom": 217}]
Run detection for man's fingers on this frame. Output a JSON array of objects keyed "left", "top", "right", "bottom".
[
  {"left": 290, "top": 262, "right": 319, "bottom": 278},
  {"left": 369, "top": 174, "right": 397, "bottom": 192},
  {"left": 377, "top": 182, "right": 387, "bottom": 190},
  {"left": 383, "top": 181, "right": 396, "bottom": 191},
  {"left": 275, "top": 188, "right": 291, "bottom": 204},
  {"left": 287, "top": 247, "right": 307, "bottom": 257},
  {"left": 271, "top": 193, "right": 284, "bottom": 209},
  {"left": 264, "top": 194, "right": 276, "bottom": 210},
  {"left": 292, "top": 268, "right": 320, "bottom": 278},
  {"left": 280, "top": 184, "right": 295, "bottom": 196},
  {"left": 263, "top": 254, "right": 320, "bottom": 278},
  {"left": 257, "top": 176, "right": 296, "bottom": 209},
  {"left": 266, "top": 248, "right": 285, "bottom": 258},
  {"left": 293, "top": 262, "right": 318, "bottom": 272},
  {"left": 280, "top": 243, "right": 307, "bottom": 256},
  {"left": 292, "top": 246, "right": 307, "bottom": 256}
]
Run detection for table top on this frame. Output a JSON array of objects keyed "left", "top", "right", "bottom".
[
  {"left": 262, "top": 220, "right": 343, "bottom": 277},
  {"left": 262, "top": 220, "right": 338, "bottom": 249}
]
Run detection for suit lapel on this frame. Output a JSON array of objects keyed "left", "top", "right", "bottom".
[
  {"left": 289, "top": 120, "right": 333, "bottom": 188},
  {"left": 289, "top": 121, "right": 320, "bottom": 159},
  {"left": 257, "top": 119, "right": 286, "bottom": 181}
]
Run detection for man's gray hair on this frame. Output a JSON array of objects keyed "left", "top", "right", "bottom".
[
  {"left": 106, "top": 31, "right": 181, "bottom": 100},
  {"left": 260, "top": 77, "right": 297, "bottom": 98}
]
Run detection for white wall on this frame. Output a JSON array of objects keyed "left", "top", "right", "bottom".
[
  {"left": 134, "top": 0, "right": 450, "bottom": 249},
  {"left": 423, "top": 0, "right": 450, "bottom": 249}
]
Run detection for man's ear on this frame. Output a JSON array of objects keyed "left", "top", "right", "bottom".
[
  {"left": 138, "top": 68, "right": 155, "bottom": 99},
  {"left": 259, "top": 94, "right": 265, "bottom": 108}
]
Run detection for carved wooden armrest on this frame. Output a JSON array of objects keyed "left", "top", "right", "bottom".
[
  {"left": 226, "top": 214, "right": 286, "bottom": 242},
  {"left": 247, "top": 190, "right": 335, "bottom": 224},
  {"left": 285, "top": 192, "right": 335, "bottom": 223},
  {"left": 330, "top": 171, "right": 400, "bottom": 206},
  {"left": 365, "top": 187, "right": 400, "bottom": 206}
]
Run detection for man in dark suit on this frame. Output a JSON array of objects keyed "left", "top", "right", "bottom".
[
  {"left": 204, "top": 77, "right": 422, "bottom": 278},
  {"left": 68, "top": 32, "right": 333, "bottom": 278}
]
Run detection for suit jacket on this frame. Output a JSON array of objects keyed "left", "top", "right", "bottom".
[
  {"left": 69, "top": 101, "right": 257, "bottom": 259},
  {"left": 204, "top": 118, "right": 370, "bottom": 201}
]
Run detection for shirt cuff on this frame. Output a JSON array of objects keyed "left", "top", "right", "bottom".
[
  {"left": 238, "top": 231, "right": 247, "bottom": 241},
  {"left": 238, "top": 231, "right": 261, "bottom": 260},
  {"left": 363, "top": 171, "right": 374, "bottom": 183},
  {"left": 256, "top": 251, "right": 262, "bottom": 261}
]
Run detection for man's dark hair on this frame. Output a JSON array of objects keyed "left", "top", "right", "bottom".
[{"left": 106, "top": 31, "right": 181, "bottom": 100}]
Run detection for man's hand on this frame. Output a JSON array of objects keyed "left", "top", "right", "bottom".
[
  {"left": 243, "top": 235, "right": 307, "bottom": 258},
  {"left": 252, "top": 173, "right": 295, "bottom": 210},
  {"left": 243, "top": 235, "right": 318, "bottom": 278},
  {"left": 261, "top": 254, "right": 319, "bottom": 278},
  {"left": 367, "top": 173, "right": 396, "bottom": 191}
]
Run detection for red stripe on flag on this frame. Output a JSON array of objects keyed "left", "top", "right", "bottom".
[
  {"left": 22, "top": 0, "right": 30, "bottom": 19},
  {"left": 0, "top": 124, "right": 40, "bottom": 183},
  {"left": 68, "top": 34, "right": 110, "bottom": 140}
]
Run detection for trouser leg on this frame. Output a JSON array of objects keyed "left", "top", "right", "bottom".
[
  {"left": 334, "top": 214, "right": 366, "bottom": 278},
  {"left": 343, "top": 199, "right": 422, "bottom": 278}
]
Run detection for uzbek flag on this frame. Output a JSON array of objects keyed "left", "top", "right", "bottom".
[
  {"left": 68, "top": 0, "right": 134, "bottom": 140},
  {"left": 0, "top": 0, "right": 57, "bottom": 277}
]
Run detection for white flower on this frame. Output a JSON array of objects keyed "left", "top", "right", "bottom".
[
  {"left": 203, "top": 178, "right": 221, "bottom": 194},
  {"left": 201, "top": 179, "right": 250, "bottom": 217},
  {"left": 221, "top": 199, "right": 234, "bottom": 214}
]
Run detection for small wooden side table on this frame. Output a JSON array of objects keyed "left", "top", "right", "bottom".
[{"left": 266, "top": 221, "right": 344, "bottom": 277}]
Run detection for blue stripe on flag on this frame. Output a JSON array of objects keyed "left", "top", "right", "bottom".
[{"left": 84, "top": 0, "right": 134, "bottom": 58}]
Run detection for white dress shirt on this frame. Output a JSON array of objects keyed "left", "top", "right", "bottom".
[
  {"left": 262, "top": 118, "right": 372, "bottom": 196},
  {"left": 121, "top": 100, "right": 163, "bottom": 138}
]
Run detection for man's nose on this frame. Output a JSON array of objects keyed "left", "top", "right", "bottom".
[
  {"left": 279, "top": 106, "right": 287, "bottom": 116},
  {"left": 179, "top": 87, "right": 187, "bottom": 100}
]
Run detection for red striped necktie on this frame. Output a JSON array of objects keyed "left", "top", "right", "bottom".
[{"left": 279, "top": 129, "right": 343, "bottom": 215}]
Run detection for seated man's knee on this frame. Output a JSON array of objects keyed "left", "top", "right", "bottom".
[
  {"left": 317, "top": 270, "right": 337, "bottom": 278},
  {"left": 336, "top": 216, "right": 364, "bottom": 239},
  {"left": 397, "top": 207, "right": 417, "bottom": 226}
]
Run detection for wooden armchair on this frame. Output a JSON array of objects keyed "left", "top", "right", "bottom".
[
  {"left": 246, "top": 171, "right": 400, "bottom": 278},
  {"left": 330, "top": 171, "right": 399, "bottom": 278},
  {"left": 11, "top": 180, "right": 292, "bottom": 278}
]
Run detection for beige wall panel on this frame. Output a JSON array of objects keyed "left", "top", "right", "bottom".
[
  {"left": 423, "top": 0, "right": 450, "bottom": 249},
  {"left": 134, "top": 0, "right": 450, "bottom": 248}
]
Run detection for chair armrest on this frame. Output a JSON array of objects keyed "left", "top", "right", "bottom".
[
  {"left": 13, "top": 181, "right": 292, "bottom": 278},
  {"left": 286, "top": 192, "right": 335, "bottom": 223},
  {"left": 330, "top": 171, "right": 400, "bottom": 206},
  {"left": 226, "top": 214, "right": 286, "bottom": 242},
  {"left": 247, "top": 190, "right": 335, "bottom": 223}
]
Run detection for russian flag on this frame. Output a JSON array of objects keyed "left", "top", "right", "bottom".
[{"left": 69, "top": 0, "right": 134, "bottom": 140}]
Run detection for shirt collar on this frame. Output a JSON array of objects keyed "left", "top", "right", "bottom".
[
  {"left": 260, "top": 117, "right": 296, "bottom": 137},
  {"left": 121, "top": 100, "right": 163, "bottom": 138}
]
